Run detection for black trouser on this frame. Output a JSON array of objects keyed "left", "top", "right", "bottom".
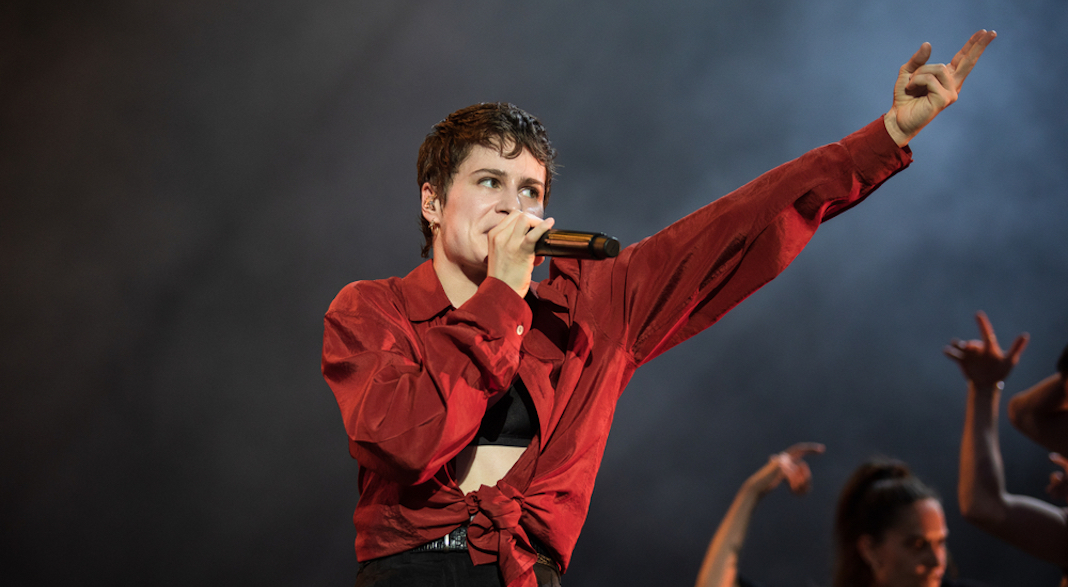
[{"left": 355, "top": 550, "right": 562, "bottom": 587}]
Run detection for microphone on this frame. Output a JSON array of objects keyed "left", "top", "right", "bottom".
[{"left": 535, "top": 230, "right": 621, "bottom": 259}]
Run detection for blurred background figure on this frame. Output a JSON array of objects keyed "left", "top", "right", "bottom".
[
  {"left": 695, "top": 442, "right": 824, "bottom": 587},
  {"left": 697, "top": 449, "right": 986, "bottom": 587},
  {"left": 1007, "top": 342, "right": 1068, "bottom": 460},
  {"left": 833, "top": 459, "right": 980, "bottom": 587},
  {"left": 947, "top": 312, "right": 1068, "bottom": 586}
]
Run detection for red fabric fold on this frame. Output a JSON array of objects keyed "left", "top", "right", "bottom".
[{"left": 465, "top": 484, "right": 538, "bottom": 587}]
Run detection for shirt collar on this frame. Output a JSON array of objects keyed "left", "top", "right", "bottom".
[
  {"left": 397, "top": 259, "right": 570, "bottom": 321},
  {"left": 397, "top": 260, "right": 452, "bottom": 322}
]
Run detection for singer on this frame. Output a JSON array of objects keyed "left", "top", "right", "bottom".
[{"left": 322, "top": 30, "right": 996, "bottom": 587}]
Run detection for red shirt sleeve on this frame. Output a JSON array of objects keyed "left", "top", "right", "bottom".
[{"left": 549, "top": 117, "right": 911, "bottom": 366}]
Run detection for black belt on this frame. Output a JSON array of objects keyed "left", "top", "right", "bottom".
[
  {"left": 410, "top": 525, "right": 559, "bottom": 571},
  {"left": 410, "top": 525, "right": 470, "bottom": 553}
]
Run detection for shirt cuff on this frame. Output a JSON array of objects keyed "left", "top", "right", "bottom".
[
  {"left": 841, "top": 117, "right": 914, "bottom": 186},
  {"left": 460, "top": 277, "right": 533, "bottom": 342}
]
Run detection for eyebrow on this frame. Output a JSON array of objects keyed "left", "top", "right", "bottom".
[{"left": 471, "top": 168, "right": 545, "bottom": 187}]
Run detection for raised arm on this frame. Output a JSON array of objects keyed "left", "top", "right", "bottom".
[
  {"left": 947, "top": 311, "right": 1068, "bottom": 567},
  {"left": 553, "top": 34, "right": 1001, "bottom": 367},
  {"left": 883, "top": 29, "right": 997, "bottom": 146},
  {"left": 1007, "top": 343, "right": 1068, "bottom": 456},
  {"left": 694, "top": 443, "right": 823, "bottom": 587}
]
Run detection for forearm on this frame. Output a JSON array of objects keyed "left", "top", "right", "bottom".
[
  {"left": 694, "top": 473, "right": 767, "bottom": 587},
  {"left": 595, "top": 118, "right": 910, "bottom": 365},
  {"left": 959, "top": 384, "right": 1068, "bottom": 565},
  {"left": 959, "top": 382, "right": 1010, "bottom": 525}
]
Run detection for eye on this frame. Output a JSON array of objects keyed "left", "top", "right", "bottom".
[
  {"left": 479, "top": 177, "right": 500, "bottom": 188},
  {"left": 520, "top": 186, "right": 542, "bottom": 200}
]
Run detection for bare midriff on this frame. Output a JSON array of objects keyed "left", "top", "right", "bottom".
[{"left": 455, "top": 444, "right": 527, "bottom": 494}]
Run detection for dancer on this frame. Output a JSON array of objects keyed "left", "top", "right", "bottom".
[
  {"left": 947, "top": 311, "right": 1068, "bottom": 584},
  {"left": 695, "top": 443, "right": 823, "bottom": 587},
  {"left": 834, "top": 459, "right": 956, "bottom": 587}
]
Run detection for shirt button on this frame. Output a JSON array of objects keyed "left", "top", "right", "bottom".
[{"left": 516, "top": 325, "right": 524, "bottom": 335}]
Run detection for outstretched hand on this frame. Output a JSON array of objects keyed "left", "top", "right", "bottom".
[
  {"left": 749, "top": 442, "right": 825, "bottom": 498},
  {"left": 944, "top": 310, "right": 1028, "bottom": 389},
  {"left": 884, "top": 29, "right": 997, "bottom": 146}
]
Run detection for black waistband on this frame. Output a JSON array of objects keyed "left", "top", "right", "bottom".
[{"left": 409, "top": 525, "right": 559, "bottom": 571}]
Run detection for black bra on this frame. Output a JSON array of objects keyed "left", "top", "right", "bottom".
[{"left": 471, "top": 378, "right": 538, "bottom": 447}]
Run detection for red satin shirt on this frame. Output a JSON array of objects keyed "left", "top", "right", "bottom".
[{"left": 322, "top": 118, "right": 911, "bottom": 587}]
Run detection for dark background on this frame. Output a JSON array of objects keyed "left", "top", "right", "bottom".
[{"left": 3, "top": 1, "right": 1066, "bottom": 585}]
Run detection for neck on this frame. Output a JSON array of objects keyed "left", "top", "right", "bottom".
[{"left": 431, "top": 254, "right": 484, "bottom": 308}]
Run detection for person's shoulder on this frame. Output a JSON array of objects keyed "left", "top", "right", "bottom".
[{"left": 327, "top": 275, "right": 405, "bottom": 316}]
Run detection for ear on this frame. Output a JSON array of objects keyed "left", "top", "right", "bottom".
[
  {"left": 421, "top": 182, "right": 442, "bottom": 226},
  {"left": 857, "top": 534, "right": 879, "bottom": 570}
]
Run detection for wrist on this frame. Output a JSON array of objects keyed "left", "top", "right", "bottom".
[
  {"left": 971, "top": 380, "right": 1004, "bottom": 394},
  {"left": 883, "top": 111, "right": 912, "bottom": 147}
]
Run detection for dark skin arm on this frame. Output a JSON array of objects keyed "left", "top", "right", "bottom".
[{"left": 947, "top": 311, "right": 1068, "bottom": 567}]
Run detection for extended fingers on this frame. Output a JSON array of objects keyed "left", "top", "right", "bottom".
[
  {"left": 949, "top": 29, "right": 996, "bottom": 88},
  {"left": 784, "top": 442, "right": 825, "bottom": 459},
  {"left": 944, "top": 338, "right": 982, "bottom": 362},
  {"left": 975, "top": 311, "right": 1000, "bottom": 353},
  {"left": 1007, "top": 333, "right": 1030, "bottom": 366},
  {"left": 972, "top": 310, "right": 1029, "bottom": 365},
  {"left": 943, "top": 341, "right": 966, "bottom": 362},
  {"left": 904, "top": 30, "right": 995, "bottom": 96}
]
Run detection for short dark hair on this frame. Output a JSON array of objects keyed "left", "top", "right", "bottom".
[
  {"left": 1057, "top": 342, "right": 1068, "bottom": 377},
  {"left": 833, "top": 458, "right": 940, "bottom": 587},
  {"left": 416, "top": 102, "right": 557, "bottom": 258}
]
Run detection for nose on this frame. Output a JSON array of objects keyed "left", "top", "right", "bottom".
[
  {"left": 920, "top": 543, "right": 946, "bottom": 570},
  {"left": 495, "top": 187, "right": 522, "bottom": 214}
]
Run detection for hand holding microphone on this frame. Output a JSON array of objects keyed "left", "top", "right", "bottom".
[{"left": 490, "top": 216, "right": 619, "bottom": 300}]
